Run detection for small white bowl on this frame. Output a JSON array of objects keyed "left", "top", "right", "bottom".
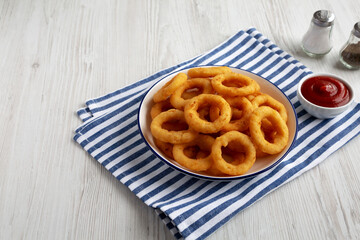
[
  {"left": 297, "top": 73, "right": 354, "bottom": 119},
  {"left": 138, "top": 66, "right": 298, "bottom": 181}
]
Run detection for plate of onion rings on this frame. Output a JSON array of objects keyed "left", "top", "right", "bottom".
[{"left": 138, "top": 66, "right": 298, "bottom": 181}]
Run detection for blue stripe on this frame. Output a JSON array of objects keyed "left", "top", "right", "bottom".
[
  {"left": 246, "top": 52, "right": 274, "bottom": 72},
  {"left": 164, "top": 181, "right": 232, "bottom": 215},
  {"left": 91, "top": 88, "right": 145, "bottom": 114},
  {"left": 92, "top": 128, "right": 142, "bottom": 160},
  {"left": 149, "top": 178, "right": 199, "bottom": 207},
  {"left": 140, "top": 173, "right": 186, "bottom": 202},
  {"left": 123, "top": 161, "right": 165, "bottom": 186},
  {"left": 224, "top": 40, "right": 260, "bottom": 66},
  {"left": 132, "top": 167, "right": 175, "bottom": 195},
  {"left": 155, "top": 181, "right": 213, "bottom": 209},
  {"left": 257, "top": 57, "right": 283, "bottom": 76},
  {"left": 77, "top": 100, "right": 140, "bottom": 142},
  {"left": 116, "top": 154, "right": 157, "bottom": 180},
  {"left": 236, "top": 45, "right": 269, "bottom": 69},
  {"left": 106, "top": 144, "right": 149, "bottom": 172},
  {"left": 88, "top": 121, "right": 138, "bottom": 155}
]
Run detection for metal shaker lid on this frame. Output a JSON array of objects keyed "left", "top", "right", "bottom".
[
  {"left": 312, "top": 10, "right": 335, "bottom": 27},
  {"left": 353, "top": 22, "right": 360, "bottom": 38}
]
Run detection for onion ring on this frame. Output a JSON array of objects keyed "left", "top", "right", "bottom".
[
  {"left": 251, "top": 94, "right": 288, "bottom": 122},
  {"left": 211, "top": 72, "right": 260, "bottom": 97},
  {"left": 211, "top": 131, "right": 256, "bottom": 175},
  {"left": 150, "top": 99, "right": 173, "bottom": 119},
  {"left": 153, "top": 73, "right": 187, "bottom": 102},
  {"left": 187, "top": 66, "right": 232, "bottom": 78},
  {"left": 184, "top": 94, "right": 231, "bottom": 133},
  {"left": 154, "top": 139, "right": 173, "bottom": 159},
  {"left": 170, "top": 78, "right": 213, "bottom": 109},
  {"left": 222, "top": 97, "right": 253, "bottom": 132},
  {"left": 150, "top": 109, "right": 198, "bottom": 144},
  {"left": 172, "top": 135, "right": 214, "bottom": 171},
  {"left": 249, "top": 106, "right": 289, "bottom": 154}
]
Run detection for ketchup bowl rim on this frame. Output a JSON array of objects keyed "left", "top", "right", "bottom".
[{"left": 297, "top": 72, "right": 354, "bottom": 110}]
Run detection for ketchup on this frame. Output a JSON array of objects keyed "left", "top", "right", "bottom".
[{"left": 301, "top": 76, "right": 350, "bottom": 107}]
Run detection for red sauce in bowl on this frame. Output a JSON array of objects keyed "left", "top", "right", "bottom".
[{"left": 301, "top": 76, "right": 351, "bottom": 107}]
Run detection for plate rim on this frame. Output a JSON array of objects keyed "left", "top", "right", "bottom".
[{"left": 137, "top": 65, "right": 299, "bottom": 181}]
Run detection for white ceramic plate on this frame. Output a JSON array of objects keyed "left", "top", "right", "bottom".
[{"left": 138, "top": 66, "right": 298, "bottom": 181}]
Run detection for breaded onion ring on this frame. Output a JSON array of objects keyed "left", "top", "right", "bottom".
[
  {"left": 211, "top": 131, "right": 256, "bottom": 175},
  {"left": 251, "top": 94, "right": 288, "bottom": 122},
  {"left": 150, "top": 109, "right": 198, "bottom": 144},
  {"left": 184, "top": 94, "right": 231, "bottom": 133},
  {"left": 172, "top": 135, "right": 214, "bottom": 171},
  {"left": 150, "top": 99, "right": 173, "bottom": 119},
  {"left": 170, "top": 78, "right": 213, "bottom": 109},
  {"left": 211, "top": 72, "right": 260, "bottom": 97},
  {"left": 153, "top": 73, "right": 187, "bottom": 103},
  {"left": 249, "top": 106, "right": 289, "bottom": 154},
  {"left": 154, "top": 139, "right": 173, "bottom": 159},
  {"left": 187, "top": 66, "right": 232, "bottom": 78},
  {"left": 222, "top": 97, "right": 254, "bottom": 132}
]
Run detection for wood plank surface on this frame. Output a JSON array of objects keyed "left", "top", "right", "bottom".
[{"left": 0, "top": 0, "right": 359, "bottom": 239}]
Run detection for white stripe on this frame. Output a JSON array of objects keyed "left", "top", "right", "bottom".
[
  {"left": 116, "top": 156, "right": 160, "bottom": 184},
  {"left": 159, "top": 181, "right": 221, "bottom": 213},
  {"left": 240, "top": 47, "right": 273, "bottom": 70},
  {"left": 251, "top": 54, "right": 279, "bottom": 74},
  {"left": 79, "top": 108, "right": 138, "bottom": 150},
  {"left": 149, "top": 180, "right": 206, "bottom": 208},
  {"left": 136, "top": 171, "right": 180, "bottom": 199},
  {"left": 127, "top": 164, "right": 169, "bottom": 191},
  {"left": 98, "top": 133, "right": 143, "bottom": 166},
  {"left": 230, "top": 42, "right": 266, "bottom": 67},
  {"left": 105, "top": 142, "right": 145, "bottom": 170},
  {"left": 90, "top": 124, "right": 138, "bottom": 158}
]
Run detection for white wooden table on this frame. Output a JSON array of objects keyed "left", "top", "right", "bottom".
[{"left": 1, "top": 0, "right": 359, "bottom": 239}]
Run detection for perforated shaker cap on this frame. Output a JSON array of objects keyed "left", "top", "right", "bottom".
[
  {"left": 312, "top": 10, "right": 335, "bottom": 27},
  {"left": 353, "top": 22, "right": 360, "bottom": 38}
]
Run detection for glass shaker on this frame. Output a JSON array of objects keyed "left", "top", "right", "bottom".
[
  {"left": 301, "top": 10, "right": 335, "bottom": 57},
  {"left": 339, "top": 22, "right": 360, "bottom": 69}
]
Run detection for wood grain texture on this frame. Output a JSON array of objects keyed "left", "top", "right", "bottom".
[{"left": 0, "top": 0, "right": 359, "bottom": 239}]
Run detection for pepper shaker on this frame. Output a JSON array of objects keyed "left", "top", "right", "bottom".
[
  {"left": 301, "top": 10, "right": 335, "bottom": 57},
  {"left": 339, "top": 22, "right": 360, "bottom": 69}
]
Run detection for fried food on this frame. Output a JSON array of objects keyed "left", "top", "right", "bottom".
[
  {"left": 170, "top": 78, "right": 213, "bottom": 109},
  {"left": 211, "top": 131, "right": 256, "bottom": 175},
  {"left": 184, "top": 94, "right": 231, "bottom": 133},
  {"left": 153, "top": 73, "right": 188, "bottom": 102},
  {"left": 187, "top": 66, "right": 232, "bottom": 78},
  {"left": 221, "top": 97, "right": 254, "bottom": 132},
  {"left": 150, "top": 109, "right": 198, "bottom": 144},
  {"left": 251, "top": 94, "right": 288, "bottom": 122},
  {"left": 211, "top": 72, "right": 260, "bottom": 97},
  {"left": 150, "top": 99, "right": 173, "bottom": 119},
  {"left": 249, "top": 106, "right": 289, "bottom": 154},
  {"left": 173, "top": 135, "right": 214, "bottom": 171},
  {"left": 149, "top": 66, "right": 290, "bottom": 177}
]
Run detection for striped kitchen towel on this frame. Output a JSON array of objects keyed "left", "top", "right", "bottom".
[{"left": 74, "top": 28, "right": 360, "bottom": 240}]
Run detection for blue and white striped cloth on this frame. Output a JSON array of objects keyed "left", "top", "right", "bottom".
[{"left": 74, "top": 28, "right": 360, "bottom": 240}]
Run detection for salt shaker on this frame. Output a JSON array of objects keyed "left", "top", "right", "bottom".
[
  {"left": 339, "top": 22, "right": 360, "bottom": 69},
  {"left": 301, "top": 10, "right": 335, "bottom": 57}
]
